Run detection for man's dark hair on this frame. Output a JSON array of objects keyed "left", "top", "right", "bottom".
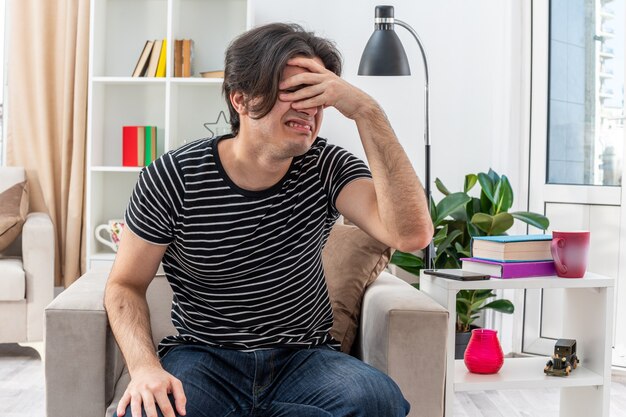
[{"left": 223, "top": 23, "right": 342, "bottom": 136}]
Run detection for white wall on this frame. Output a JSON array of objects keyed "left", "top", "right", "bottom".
[{"left": 250, "top": 0, "right": 528, "bottom": 206}]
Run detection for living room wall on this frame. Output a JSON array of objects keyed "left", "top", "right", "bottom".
[{"left": 250, "top": 0, "right": 529, "bottom": 208}]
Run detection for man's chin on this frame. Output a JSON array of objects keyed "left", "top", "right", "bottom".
[
  {"left": 284, "top": 135, "right": 315, "bottom": 156},
  {"left": 286, "top": 143, "right": 313, "bottom": 158}
]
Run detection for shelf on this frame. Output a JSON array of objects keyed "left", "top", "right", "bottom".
[
  {"left": 172, "top": 0, "right": 247, "bottom": 74},
  {"left": 90, "top": 82, "right": 166, "bottom": 166},
  {"left": 421, "top": 265, "right": 616, "bottom": 416},
  {"left": 423, "top": 272, "right": 614, "bottom": 290},
  {"left": 596, "top": 32, "right": 615, "bottom": 39},
  {"left": 170, "top": 77, "right": 224, "bottom": 84},
  {"left": 92, "top": 166, "right": 143, "bottom": 172},
  {"left": 87, "top": 0, "right": 248, "bottom": 264},
  {"left": 599, "top": 52, "right": 615, "bottom": 59},
  {"left": 91, "top": 0, "right": 168, "bottom": 77},
  {"left": 454, "top": 357, "right": 604, "bottom": 391},
  {"left": 93, "top": 77, "right": 224, "bottom": 85},
  {"left": 92, "top": 77, "right": 167, "bottom": 85}
]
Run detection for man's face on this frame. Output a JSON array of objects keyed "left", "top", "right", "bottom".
[{"left": 240, "top": 56, "right": 324, "bottom": 159}]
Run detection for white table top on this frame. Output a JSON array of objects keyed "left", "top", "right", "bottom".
[{"left": 420, "top": 271, "right": 614, "bottom": 290}]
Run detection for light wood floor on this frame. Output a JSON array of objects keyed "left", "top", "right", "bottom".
[
  {"left": 0, "top": 344, "right": 45, "bottom": 417},
  {"left": 2, "top": 343, "right": 626, "bottom": 417}
]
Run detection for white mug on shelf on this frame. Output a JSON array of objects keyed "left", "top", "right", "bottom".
[{"left": 95, "top": 219, "right": 125, "bottom": 252}]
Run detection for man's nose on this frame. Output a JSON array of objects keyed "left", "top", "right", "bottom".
[{"left": 297, "top": 105, "right": 320, "bottom": 117}]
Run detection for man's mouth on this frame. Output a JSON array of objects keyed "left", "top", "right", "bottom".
[{"left": 286, "top": 120, "right": 312, "bottom": 133}]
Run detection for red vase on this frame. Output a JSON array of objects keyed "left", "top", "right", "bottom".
[{"left": 464, "top": 328, "right": 504, "bottom": 374}]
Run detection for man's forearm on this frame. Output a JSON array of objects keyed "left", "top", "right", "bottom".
[
  {"left": 104, "top": 283, "right": 161, "bottom": 374},
  {"left": 354, "top": 103, "right": 433, "bottom": 247}
]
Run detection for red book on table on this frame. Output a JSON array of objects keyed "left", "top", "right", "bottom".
[{"left": 123, "top": 126, "right": 139, "bottom": 166}]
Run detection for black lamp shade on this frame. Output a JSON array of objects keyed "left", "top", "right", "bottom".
[{"left": 358, "top": 27, "right": 411, "bottom": 76}]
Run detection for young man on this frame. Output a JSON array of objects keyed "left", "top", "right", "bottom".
[{"left": 105, "top": 23, "right": 432, "bottom": 417}]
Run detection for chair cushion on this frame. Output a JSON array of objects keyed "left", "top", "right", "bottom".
[
  {"left": 0, "top": 258, "right": 25, "bottom": 301},
  {"left": 0, "top": 181, "right": 29, "bottom": 252},
  {"left": 322, "top": 224, "right": 393, "bottom": 353}
]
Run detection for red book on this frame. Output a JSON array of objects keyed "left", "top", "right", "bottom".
[
  {"left": 122, "top": 126, "right": 139, "bottom": 166},
  {"left": 461, "top": 257, "right": 556, "bottom": 279}
]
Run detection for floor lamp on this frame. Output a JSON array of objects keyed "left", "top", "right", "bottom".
[{"left": 358, "top": 5, "right": 434, "bottom": 270}]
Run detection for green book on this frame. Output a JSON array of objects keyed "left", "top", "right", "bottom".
[{"left": 144, "top": 126, "right": 157, "bottom": 165}]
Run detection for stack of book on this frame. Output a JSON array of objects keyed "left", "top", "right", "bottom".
[
  {"left": 461, "top": 234, "right": 556, "bottom": 278},
  {"left": 132, "top": 40, "right": 167, "bottom": 77},
  {"left": 123, "top": 126, "right": 157, "bottom": 167}
]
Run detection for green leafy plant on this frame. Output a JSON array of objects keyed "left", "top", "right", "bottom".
[
  {"left": 456, "top": 289, "right": 514, "bottom": 333},
  {"left": 392, "top": 168, "right": 550, "bottom": 332}
]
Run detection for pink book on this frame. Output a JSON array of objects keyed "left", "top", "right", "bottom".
[{"left": 461, "top": 257, "right": 556, "bottom": 279}]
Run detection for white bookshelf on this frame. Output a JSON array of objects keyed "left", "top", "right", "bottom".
[
  {"left": 420, "top": 271, "right": 615, "bottom": 417},
  {"left": 86, "top": 0, "right": 248, "bottom": 267}
]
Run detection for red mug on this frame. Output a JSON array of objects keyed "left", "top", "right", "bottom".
[{"left": 551, "top": 231, "right": 590, "bottom": 278}]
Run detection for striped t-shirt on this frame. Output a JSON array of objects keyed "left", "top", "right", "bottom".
[{"left": 125, "top": 135, "right": 372, "bottom": 356}]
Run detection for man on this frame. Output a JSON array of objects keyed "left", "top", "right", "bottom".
[{"left": 105, "top": 23, "right": 432, "bottom": 417}]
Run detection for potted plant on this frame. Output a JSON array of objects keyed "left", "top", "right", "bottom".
[
  {"left": 391, "top": 169, "right": 550, "bottom": 358},
  {"left": 455, "top": 289, "right": 513, "bottom": 358}
]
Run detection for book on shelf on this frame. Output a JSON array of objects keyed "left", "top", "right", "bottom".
[
  {"left": 136, "top": 126, "right": 145, "bottom": 165},
  {"left": 144, "top": 126, "right": 157, "bottom": 165},
  {"left": 471, "top": 234, "right": 553, "bottom": 262},
  {"left": 132, "top": 40, "right": 154, "bottom": 77},
  {"left": 122, "top": 126, "right": 139, "bottom": 166},
  {"left": 200, "top": 70, "right": 225, "bottom": 78},
  {"left": 145, "top": 39, "right": 163, "bottom": 77},
  {"left": 182, "top": 39, "right": 193, "bottom": 77},
  {"left": 461, "top": 257, "right": 556, "bottom": 278},
  {"left": 173, "top": 39, "right": 193, "bottom": 77},
  {"left": 174, "top": 39, "right": 183, "bottom": 77},
  {"left": 155, "top": 40, "right": 167, "bottom": 77}
]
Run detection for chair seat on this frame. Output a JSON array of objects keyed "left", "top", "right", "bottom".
[{"left": 0, "top": 258, "right": 25, "bottom": 301}]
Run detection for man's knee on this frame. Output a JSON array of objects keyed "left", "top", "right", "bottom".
[
  {"left": 303, "top": 349, "right": 410, "bottom": 416},
  {"left": 342, "top": 370, "right": 410, "bottom": 417}
]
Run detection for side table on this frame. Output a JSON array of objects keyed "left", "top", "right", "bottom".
[{"left": 420, "top": 271, "right": 614, "bottom": 417}]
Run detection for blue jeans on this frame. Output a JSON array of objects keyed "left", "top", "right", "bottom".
[{"left": 114, "top": 344, "right": 410, "bottom": 417}]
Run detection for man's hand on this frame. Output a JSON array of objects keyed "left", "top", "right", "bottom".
[
  {"left": 278, "top": 56, "right": 376, "bottom": 120},
  {"left": 280, "top": 58, "right": 432, "bottom": 252},
  {"left": 117, "top": 365, "right": 187, "bottom": 417}
]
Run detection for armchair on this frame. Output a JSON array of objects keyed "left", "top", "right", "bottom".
[
  {"left": 45, "top": 269, "right": 448, "bottom": 417},
  {"left": 0, "top": 167, "right": 54, "bottom": 354}
]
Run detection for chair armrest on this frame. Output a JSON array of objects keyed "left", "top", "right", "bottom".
[
  {"left": 45, "top": 270, "right": 124, "bottom": 417},
  {"left": 357, "top": 271, "right": 448, "bottom": 417},
  {"left": 22, "top": 212, "right": 54, "bottom": 341}
]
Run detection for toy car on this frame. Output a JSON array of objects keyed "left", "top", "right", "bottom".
[{"left": 544, "top": 338, "right": 579, "bottom": 376}]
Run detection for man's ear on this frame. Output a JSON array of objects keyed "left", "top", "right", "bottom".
[{"left": 229, "top": 91, "right": 248, "bottom": 115}]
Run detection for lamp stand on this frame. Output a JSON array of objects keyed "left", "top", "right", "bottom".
[{"left": 394, "top": 20, "right": 434, "bottom": 270}]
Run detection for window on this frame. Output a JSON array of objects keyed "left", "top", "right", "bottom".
[{"left": 548, "top": 0, "right": 624, "bottom": 185}]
